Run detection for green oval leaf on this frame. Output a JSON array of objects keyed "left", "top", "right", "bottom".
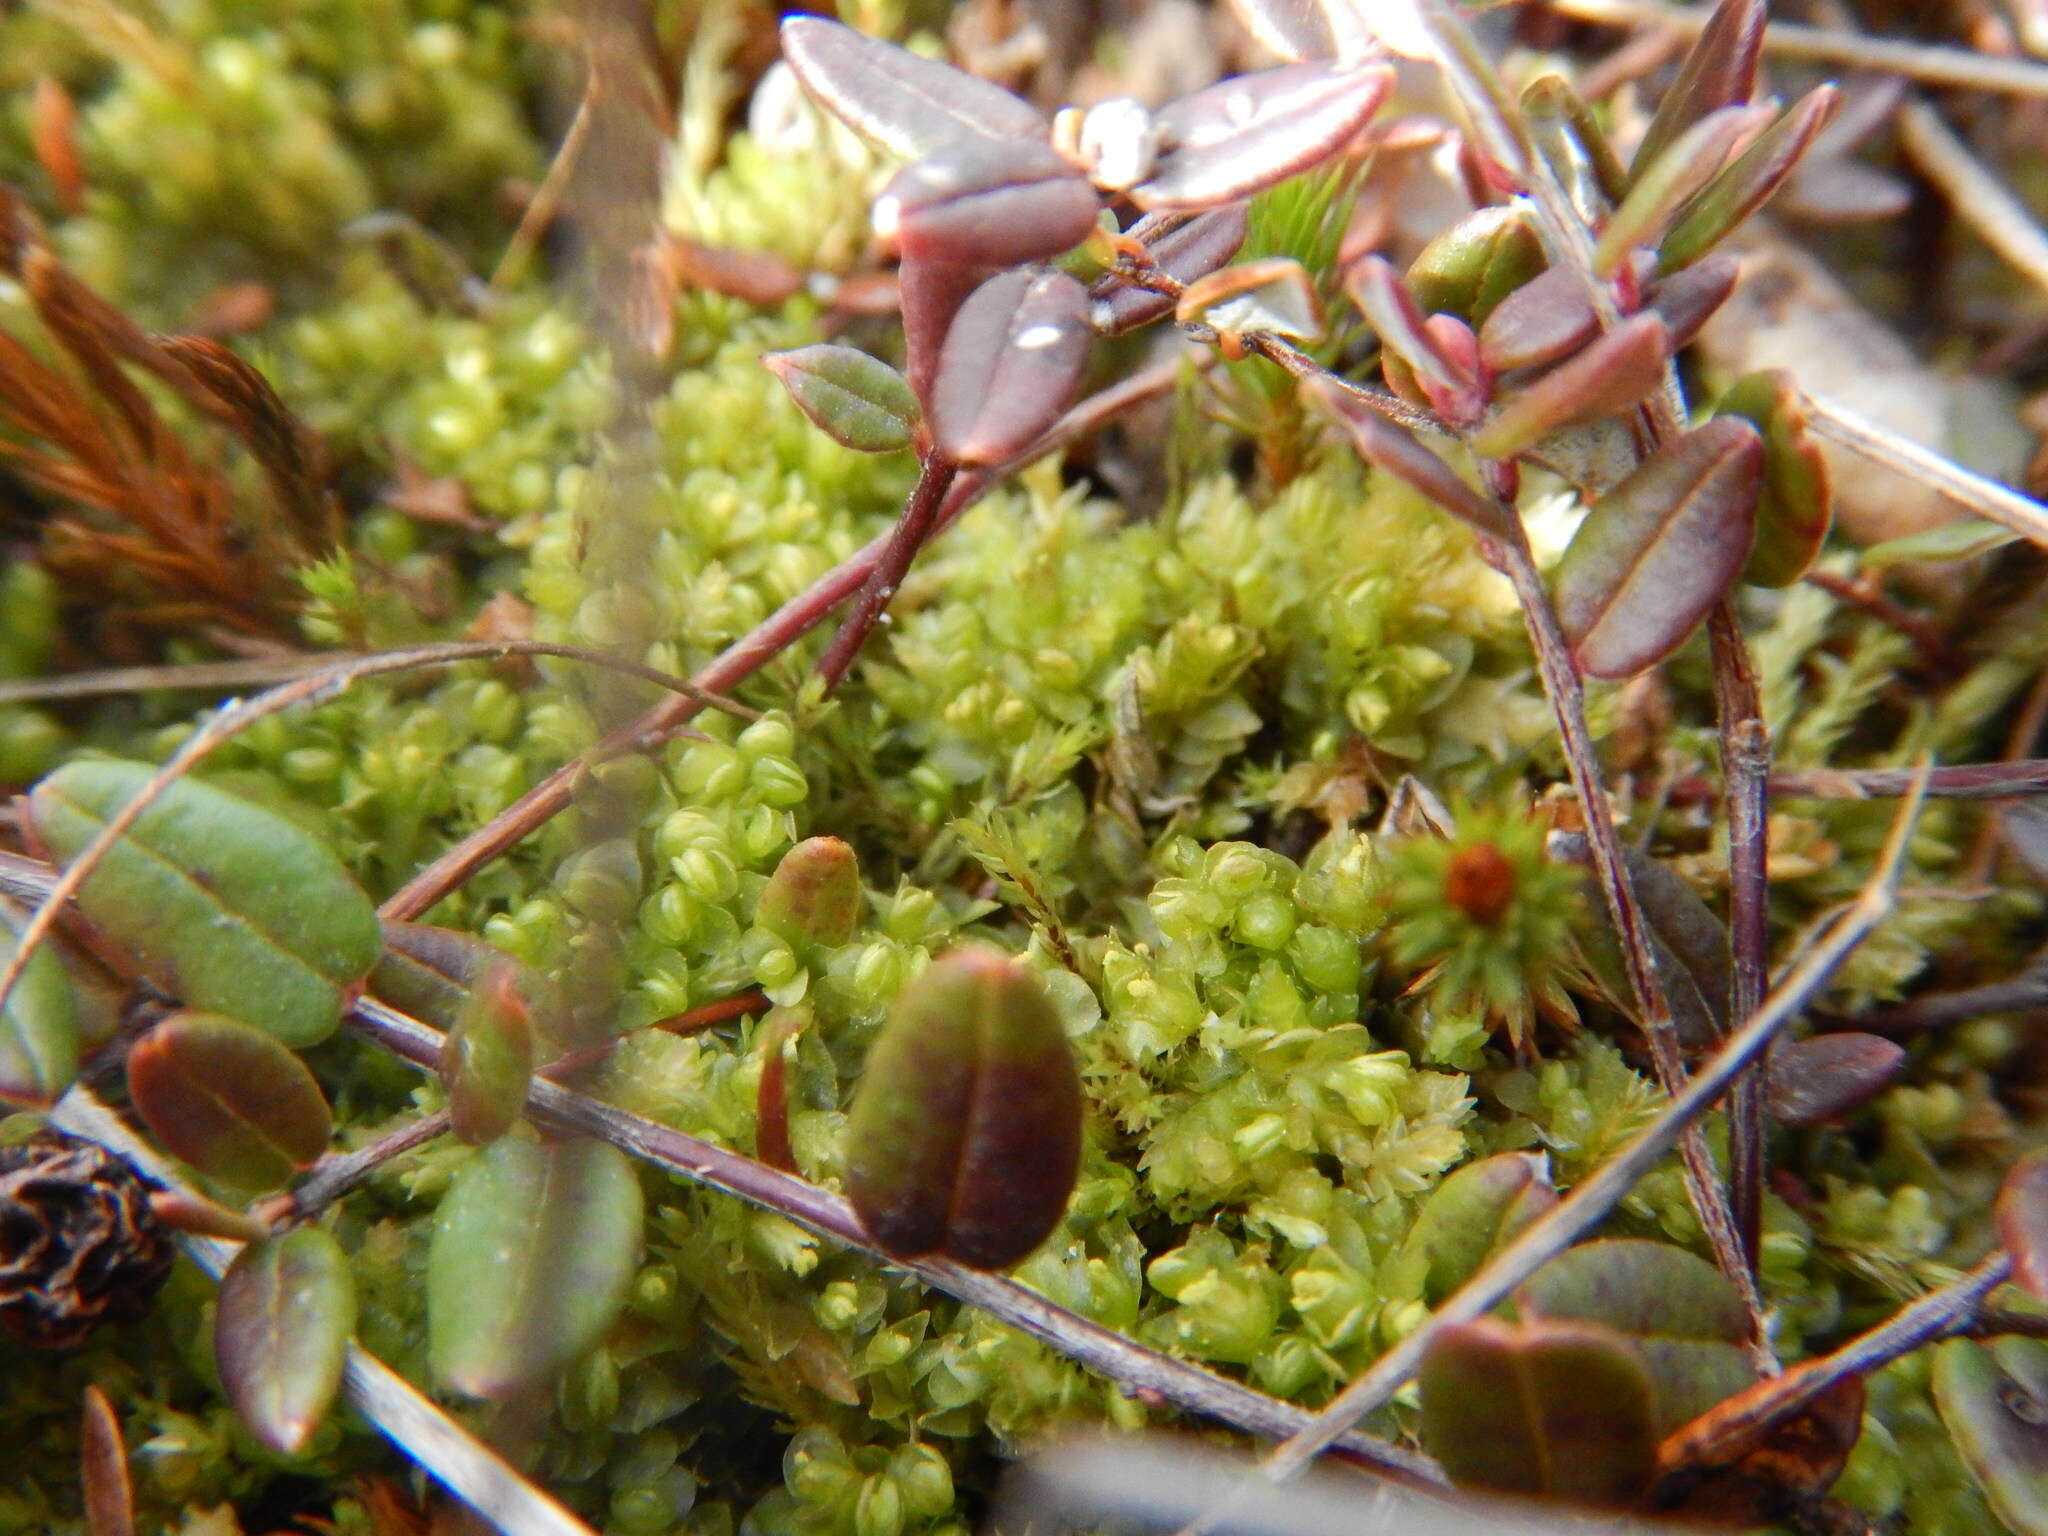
[
  {"left": 1714, "top": 370, "right": 1833, "bottom": 587},
  {"left": 1419, "top": 1316, "right": 1659, "bottom": 1505},
  {"left": 30, "top": 761, "right": 379, "bottom": 1048},
  {"left": 1935, "top": 1336, "right": 2048, "bottom": 1536},
  {"left": 1404, "top": 206, "right": 1547, "bottom": 327},
  {"left": 441, "top": 962, "right": 536, "bottom": 1145},
  {"left": 844, "top": 945, "right": 1082, "bottom": 1270},
  {"left": 764, "top": 346, "right": 918, "bottom": 455},
  {"left": 1470, "top": 312, "right": 1673, "bottom": 462},
  {"left": 1553, "top": 417, "right": 1762, "bottom": 679},
  {"left": 1516, "top": 1238, "right": 1758, "bottom": 1434},
  {"left": 0, "top": 894, "right": 78, "bottom": 1107},
  {"left": 1658, "top": 87, "right": 1840, "bottom": 274},
  {"left": 215, "top": 1227, "right": 356, "bottom": 1455},
  {"left": 756, "top": 837, "right": 864, "bottom": 950},
  {"left": 1390, "top": 1152, "right": 1557, "bottom": 1305},
  {"left": 427, "top": 1135, "right": 643, "bottom": 1399},
  {"left": 127, "top": 1011, "right": 333, "bottom": 1190}
]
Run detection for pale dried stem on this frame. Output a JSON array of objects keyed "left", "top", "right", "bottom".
[
  {"left": 0, "top": 640, "right": 754, "bottom": 1024},
  {"left": 378, "top": 355, "right": 1193, "bottom": 920},
  {"left": 0, "top": 653, "right": 352, "bottom": 705},
  {"left": 1806, "top": 393, "right": 2048, "bottom": 546},
  {"left": 1770, "top": 758, "right": 2048, "bottom": 798},
  {"left": 1249, "top": 769, "right": 1926, "bottom": 1483},
  {"left": 492, "top": 62, "right": 599, "bottom": 295},
  {"left": 1896, "top": 99, "right": 2048, "bottom": 299},
  {"left": 1546, "top": 0, "right": 2048, "bottom": 97},
  {"left": 50, "top": 1087, "right": 600, "bottom": 1536}
]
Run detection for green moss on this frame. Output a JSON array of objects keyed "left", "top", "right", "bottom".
[{"left": 0, "top": 5, "right": 2040, "bottom": 1534}]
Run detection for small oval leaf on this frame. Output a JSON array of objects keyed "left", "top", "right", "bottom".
[
  {"left": 1419, "top": 1316, "right": 1660, "bottom": 1505},
  {"left": 1553, "top": 417, "right": 1762, "bottom": 679},
  {"left": 1631, "top": 0, "right": 1765, "bottom": 179},
  {"left": 31, "top": 761, "right": 379, "bottom": 1048},
  {"left": 779, "top": 17, "right": 1047, "bottom": 160},
  {"left": 1713, "top": 369, "right": 1833, "bottom": 587},
  {"left": 1768, "top": 1033, "right": 1905, "bottom": 1126},
  {"left": 876, "top": 142, "right": 1101, "bottom": 269},
  {"left": 1643, "top": 253, "right": 1739, "bottom": 348},
  {"left": 1134, "top": 60, "right": 1392, "bottom": 211},
  {"left": 1391, "top": 1152, "right": 1557, "bottom": 1305},
  {"left": 1092, "top": 205, "right": 1250, "bottom": 336},
  {"left": 1351, "top": 256, "right": 1485, "bottom": 425},
  {"left": 1478, "top": 266, "right": 1599, "bottom": 374},
  {"left": 0, "top": 895, "right": 79, "bottom": 1107},
  {"left": 765, "top": 346, "right": 918, "bottom": 454},
  {"left": 1594, "top": 105, "right": 1763, "bottom": 277},
  {"left": 1406, "top": 206, "right": 1548, "bottom": 327},
  {"left": 1471, "top": 312, "right": 1673, "bottom": 462},
  {"left": 1175, "top": 256, "right": 1324, "bottom": 342},
  {"left": 215, "top": 1227, "right": 356, "bottom": 1454},
  {"left": 127, "top": 1011, "right": 333, "bottom": 1190},
  {"left": 1999, "top": 1153, "right": 2048, "bottom": 1303},
  {"left": 932, "top": 268, "right": 1092, "bottom": 467},
  {"left": 1935, "top": 1336, "right": 2048, "bottom": 1536},
  {"left": 1301, "top": 373, "right": 1513, "bottom": 539},
  {"left": 756, "top": 836, "right": 864, "bottom": 950},
  {"left": 844, "top": 945, "right": 1083, "bottom": 1270},
  {"left": 441, "top": 963, "right": 536, "bottom": 1146},
  {"left": 1658, "top": 86, "right": 1840, "bottom": 273},
  {"left": 427, "top": 1135, "right": 643, "bottom": 1399}
]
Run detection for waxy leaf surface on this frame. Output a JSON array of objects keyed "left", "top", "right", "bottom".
[
  {"left": 1768, "top": 1032, "right": 1904, "bottom": 1126},
  {"left": 1470, "top": 312, "right": 1671, "bottom": 462},
  {"left": 215, "top": 1227, "right": 355, "bottom": 1454},
  {"left": 1713, "top": 370, "right": 1833, "bottom": 587},
  {"left": 1406, "top": 206, "right": 1546, "bottom": 327},
  {"left": 779, "top": 17, "right": 1046, "bottom": 160},
  {"left": 1593, "top": 106, "right": 1760, "bottom": 277},
  {"left": 877, "top": 142, "right": 1100, "bottom": 269},
  {"left": 127, "top": 1011, "right": 332, "bottom": 1190},
  {"left": 1134, "top": 60, "right": 1391, "bottom": 210},
  {"left": 427, "top": 1135, "right": 642, "bottom": 1399},
  {"left": 1999, "top": 1152, "right": 2048, "bottom": 1302},
  {"left": 1392, "top": 1152, "right": 1556, "bottom": 1304},
  {"left": 764, "top": 346, "right": 918, "bottom": 455},
  {"left": 1419, "top": 1316, "right": 1659, "bottom": 1504},
  {"left": 1553, "top": 417, "right": 1762, "bottom": 678},
  {"left": 932, "top": 268, "right": 1092, "bottom": 467},
  {"left": 1478, "top": 266, "right": 1598, "bottom": 373},
  {"left": 1935, "top": 1336, "right": 2048, "bottom": 1536},
  {"left": 31, "top": 761, "right": 378, "bottom": 1048},
  {"left": 0, "top": 895, "right": 78, "bottom": 1106},
  {"left": 844, "top": 945, "right": 1082, "bottom": 1270}
]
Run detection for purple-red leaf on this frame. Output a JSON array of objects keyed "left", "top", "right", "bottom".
[
  {"left": 931, "top": 268, "right": 1092, "bottom": 467},
  {"left": 1478, "top": 266, "right": 1598, "bottom": 373},
  {"left": 1659, "top": 86, "right": 1842, "bottom": 273},
  {"left": 1351, "top": 256, "right": 1486, "bottom": 426},
  {"left": 844, "top": 945, "right": 1082, "bottom": 1270},
  {"left": 1302, "top": 373, "right": 1512, "bottom": 539},
  {"left": 778, "top": 16, "right": 1046, "bottom": 160},
  {"left": 1998, "top": 1152, "right": 2048, "bottom": 1303},
  {"left": 1715, "top": 369, "right": 1833, "bottom": 586},
  {"left": 1553, "top": 417, "right": 1763, "bottom": 679},
  {"left": 1644, "top": 254, "right": 1739, "bottom": 348},
  {"left": 1768, "top": 1033, "right": 1906, "bottom": 1126},
  {"left": 1092, "top": 206, "right": 1251, "bottom": 335},
  {"left": 215, "top": 1227, "right": 355, "bottom": 1454},
  {"left": 876, "top": 142, "right": 1101, "bottom": 268},
  {"left": 1419, "top": 1316, "right": 1660, "bottom": 1505},
  {"left": 1470, "top": 312, "right": 1672, "bottom": 461},
  {"left": 1631, "top": 0, "right": 1766, "bottom": 178},
  {"left": 765, "top": 345, "right": 919, "bottom": 455},
  {"left": 441, "top": 962, "right": 535, "bottom": 1146},
  {"left": 127, "top": 1011, "right": 332, "bottom": 1191},
  {"left": 1134, "top": 60, "right": 1391, "bottom": 210},
  {"left": 756, "top": 836, "right": 864, "bottom": 950},
  {"left": 80, "top": 1385, "right": 133, "bottom": 1536}
]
